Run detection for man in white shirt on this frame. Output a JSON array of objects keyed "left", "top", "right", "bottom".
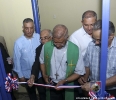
[
  {"left": 69, "top": 10, "right": 97, "bottom": 98},
  {"left": 69, "top": 10, "right": 97, "bottom": 56}
]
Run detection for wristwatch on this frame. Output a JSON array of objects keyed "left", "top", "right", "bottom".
[{"left": 65, "top": 79, "right": 68, "bottom": 84}]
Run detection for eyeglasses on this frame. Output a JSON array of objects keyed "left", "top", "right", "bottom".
[
  {"left": 92, "top": 39, "right": 101, "bottom": 43},
  {"left": 40, "top": 36, "right": 51, "bottom": 41}
]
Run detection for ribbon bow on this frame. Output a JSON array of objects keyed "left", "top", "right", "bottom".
[{"left": 5, "top": 73, "right": 19, "bottom": 92}]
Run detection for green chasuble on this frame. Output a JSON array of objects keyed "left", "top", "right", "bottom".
[{"left": 44, "top": 41, "right": 79, "bottom": 100}]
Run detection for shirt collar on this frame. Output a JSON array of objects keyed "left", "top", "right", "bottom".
[
  {"left": 81, "top": 26, "right": 89, "bottom": 36},
  {"left": 110, "top": 37, "right": 116, "bottom": 48}
]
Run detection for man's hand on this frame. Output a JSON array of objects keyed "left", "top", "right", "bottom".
[
  {"left": 43, "top": 75, "right": 49, "bottom": 84},
  {"left": 19, "top": 77, "right": 26, "bottom": 82},
  {"left": 81, "top": 82, "right": 90, "bottom": 92},
  {"left": 55, "top": 80, "right": 66, "bottom": 90},
  {"left": 78, "top": 76, "right": 86, "bottom": 85},
  {"left": 27, "top": 75, "right": 35, "bottom": 87}
]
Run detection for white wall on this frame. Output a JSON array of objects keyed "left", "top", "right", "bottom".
[
  {"left": 38, "top": 0, "right": 101, "bottom": 35},
  {"left": 110, "top": 0, "right": 116, "bottom": 29},
  {"left": 0, "top": 0, "right": 33, "bottom": 92},
  {"left": 0, "top": 0, "right": 33, "bottom": 56}
]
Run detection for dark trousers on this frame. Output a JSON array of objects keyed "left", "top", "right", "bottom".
[
  {"left": 49, "top": 82, "right": 65, "bottom": 100},
  {"left": 25, "top": 84, "right": 38, "bottom": 100},
  {"left": 25, "top": 77, "right": 46, "bottom": 100},
  {"left": 36, "top": 77, "right": 46, "bottom": 100},
  {"left": 74, "top": 81, "right": 85, "bottom": 97},
  {"left": 50, "top": 88, "right": 65, "bottom": 100},
  {"left": 24, "top": 78, "right": 38, "bottom": 100},
  {"left": 11, "top": 90, "right": 16, "bottom": 100},
  {"left": 49, "top": 81, "right": 84, "bottom": 100}
]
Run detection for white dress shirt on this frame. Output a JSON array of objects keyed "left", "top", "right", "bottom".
[{"left": 69, "top": 27, "right": 92, "bottom": 56}]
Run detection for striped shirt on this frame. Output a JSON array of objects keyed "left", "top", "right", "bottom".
[{"left": 84, "top": 37, "right": 116, "bottom": 90}]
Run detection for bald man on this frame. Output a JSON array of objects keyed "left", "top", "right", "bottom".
[
  {"left": 39, "top": 24, "right": 85, "bottom": 100},
  {"left": 28, "top": 29, "right": 52, "bottom": 100}
]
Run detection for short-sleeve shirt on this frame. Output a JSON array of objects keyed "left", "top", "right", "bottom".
[
  {"left": 69, "top": 27, "right": 92, "bottom": 57},
  {"left": 84, "top": 37, "right": 116, "bottom": 90},
  {"left": 40, "top": 41, "right": 85, "bottom": 83}
]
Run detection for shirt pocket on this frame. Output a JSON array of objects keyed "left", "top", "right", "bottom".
[{"left": 21, "top": 48, "right": 28, "bottom": 58}]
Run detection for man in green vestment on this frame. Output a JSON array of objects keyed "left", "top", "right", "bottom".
[{"left": 39, "top": 24, "right": 85, "bottom": 100}]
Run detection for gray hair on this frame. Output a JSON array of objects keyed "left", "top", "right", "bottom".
[
  {"left": 82, "top": 10, "right": 97, "bottom": 21},
  {"left": 23, "top": 18, "right": 33, "bottom": 25},
  {"left": 52, "top": 24, "right": 68, "bottom": 39},
  {"left": 41, "top": 29, "right": 52, "bottom": 36},
  {"left": 93, "top": 19, "right": 115, "bottom": 36}
]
